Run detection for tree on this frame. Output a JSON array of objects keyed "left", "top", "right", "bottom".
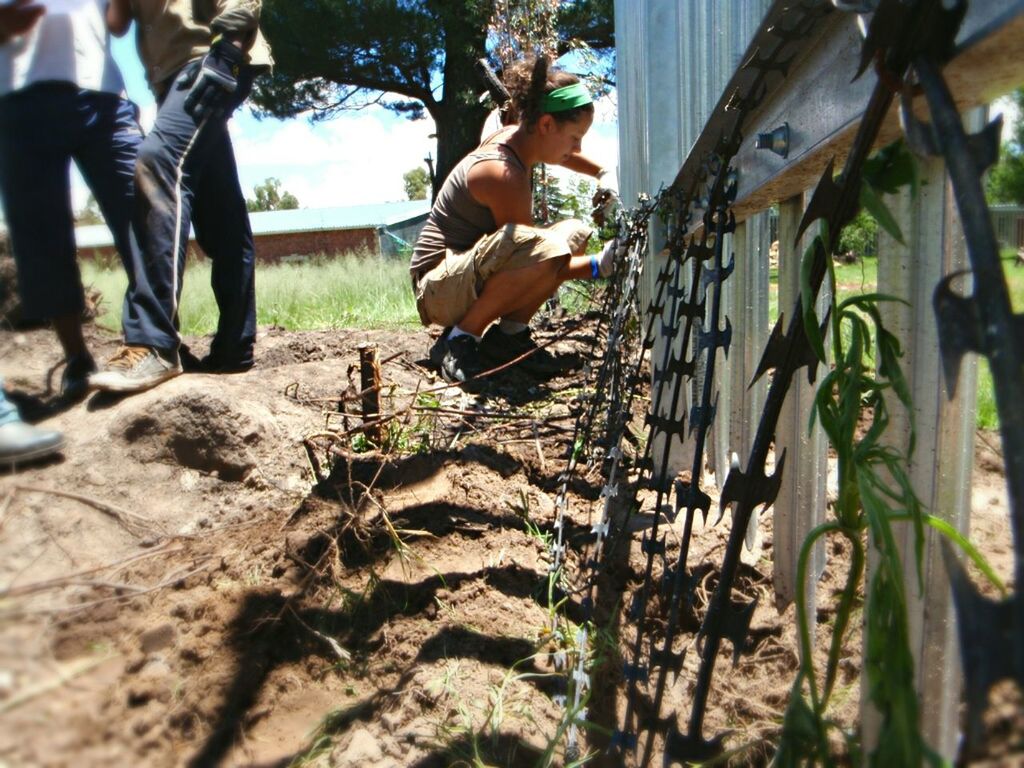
[
  {"left": 246, "top": 177, "right": 300, "bottom": 213},
  {"left": 987, "top": 89, "right": 1024, "bottom": 205},
  {"left": 532, "top": 171, "right": 595, "bottom": 225},
  {"left": 403, "top": 167, "right": 431, "bottom": 200},
  {"left": 837, "top": 208, "right": 877, "bottom": 260},
  {"left": 255, "top": 1, "right": 614, "bottom": 195}
]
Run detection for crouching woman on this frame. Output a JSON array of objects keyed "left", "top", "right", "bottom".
[{"left": 410, "top": 55, "right": 621, "bottom": 387}]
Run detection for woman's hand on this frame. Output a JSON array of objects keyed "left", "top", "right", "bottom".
[
  {"left": 591, "top": 167, "right": 619, "bottom": 227},
  {"left": 0, "top": 0, "right": 45, "bottom": 43}
]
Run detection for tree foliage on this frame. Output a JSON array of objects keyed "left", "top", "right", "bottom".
[
  {"left": 254, "top": 0, "right": 613, "bottom": 194},
  {"left": 246, "top": 177, "right": 300, "bottom": 213},
  {"left": 532, "top": 172, "right": 595, "bottom": 225},
  {"left": 403, "top": 167, "right": 431, "bottom": 201},
  {"left": 987, "top": 89, "right": 1024, "bottom": 205},
  {"left": 837, "top": 209, "right": 878, "bottom": 259}
]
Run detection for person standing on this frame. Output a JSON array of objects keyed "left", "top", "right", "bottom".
[
  {"left": 0, "top": 0, "right": 143, "bottom": 401},
  {"left": 90, "top": 0, "right": 273, "bottom": 393}
]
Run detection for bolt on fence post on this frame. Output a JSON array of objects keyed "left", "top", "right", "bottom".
[{"left": 358, "top": 343, "right": 382, "bottom": 446}]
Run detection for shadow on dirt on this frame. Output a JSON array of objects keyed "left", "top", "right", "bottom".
[
  {"left": 183, "top": 355, "right": 631, "bottom": 767},
  {"left": 5, "top": 382, "right": 85, "bottom": 421},
  {"left": 186, "top": 557, "right": 563, "bottom": 768}
]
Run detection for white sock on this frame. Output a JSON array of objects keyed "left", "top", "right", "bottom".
[
  {"left": 498, "top": 319, "right": 529, "bottom": 335},
  {"left": 448, "top": 325, "right": 482, "bottom": 343}
]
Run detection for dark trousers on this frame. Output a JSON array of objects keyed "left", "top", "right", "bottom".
[
  {"left": 122, "top": 62, "right": 256, "bottom": 366},
  {"left": 0, "top": 84, "right": 140, "bottom": 321}
]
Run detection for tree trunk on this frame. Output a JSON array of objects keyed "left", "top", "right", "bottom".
[
  {"left": 431, "top": 15, "right": 491, "bottom": 195},
  {"left": 431, "top": 101, "right": 489, "bottom": 195}
]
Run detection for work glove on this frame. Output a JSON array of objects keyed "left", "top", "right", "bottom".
[
  {"left": 592, "top": 168, "right": 621, "bottom": 227},
  {"left": 597, "top": 236, "right": 628, "bottom": 278},
  {"left": 182, "top": 37, "right": 245, "bottom": 121}
]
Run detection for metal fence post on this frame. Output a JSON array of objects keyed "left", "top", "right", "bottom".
[
  {"left": 861, "top": 134, "right": 980, "bottom": 761},
  {"left": 716, "top": 213, "right": 770, "bottom": 550},
  {"left": 773, "top": 194, "right": 829, "bottom": 615}
]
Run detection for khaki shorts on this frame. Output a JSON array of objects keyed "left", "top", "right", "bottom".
[{"left": 414, "top": 219, "right": 592, "bottom": 328}]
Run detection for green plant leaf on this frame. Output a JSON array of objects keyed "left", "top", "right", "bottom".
[
  {"left": 863, "top": 140, "right": 919, "bottom": 195},
  {"left": 837, "top": 293, "right": 909, "bottom": 312},
  {"left": 800, "top": 235, "right": 828, "bottom": 363},
  {"left": 885, "top": 513, "right": 1007, "bottom": 596},
  {"left": 860, "top": 181, "right": 904, "bottom": 244}
]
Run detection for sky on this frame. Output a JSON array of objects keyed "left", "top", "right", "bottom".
[
  {"left": 71, "top": 30, "right": 1018, "bottom": 216},
  {"left": 71, "top": 31, "right": 620, "bottom": 214}
]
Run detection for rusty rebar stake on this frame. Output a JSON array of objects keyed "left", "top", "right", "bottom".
[{"left": 358, "top": 343, "right": 382, "bottom": 446}]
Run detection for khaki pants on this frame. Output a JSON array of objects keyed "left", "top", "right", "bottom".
[{"left": 414, "top": 219, "right": 591, "bottom": 328}]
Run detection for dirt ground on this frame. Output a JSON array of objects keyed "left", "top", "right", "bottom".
[{"left": 0, "top": 314, "right": 1018, "bottom": 768}]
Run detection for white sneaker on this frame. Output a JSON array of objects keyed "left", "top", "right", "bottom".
[
  {"left": 0, "top": 420, "right": 64, "bottom": 465},
  {"left": 89, "top": 346, "right": 183, "bottom": 393}
]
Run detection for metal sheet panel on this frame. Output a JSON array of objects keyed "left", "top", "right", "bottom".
[
  {"left": 616, "top": 0, "right": 773, "bottom": 472},
  {"left": 729, "top": 2, "right": 1024, "bottom": 222}
]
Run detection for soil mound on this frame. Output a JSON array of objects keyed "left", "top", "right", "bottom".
[{"left": 110, "top": 381, "right": 276, "bottom": 480}]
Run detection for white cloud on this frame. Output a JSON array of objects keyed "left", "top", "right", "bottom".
[
  {"left": 993, "top": 94, "right": 1020, "bottom": 144},
  {"left": 231, "top": 108, "right": 438, "bottom": 208},
  {"left": 69, "top": 95, "right": 621, "bottom": 216}
]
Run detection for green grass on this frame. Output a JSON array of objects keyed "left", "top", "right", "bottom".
[
  {"left": 81, "top": 250, "right": 420, "bottom": 336},
  {"left": 767, "top": 250, "right": 1024, "bottom": 430},
  {"left": 82, "top": 246, "right": 1022, "bottom": 430},
  {"left": 976, "top": 252, "right": 1024, "bottom": 429}
]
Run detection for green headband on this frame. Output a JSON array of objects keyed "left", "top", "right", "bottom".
[{"left": 542, "top": 83, "right": 592, "bottom": 113}]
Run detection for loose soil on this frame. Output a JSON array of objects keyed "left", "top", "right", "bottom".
[{"left": 0, "top": 315, "right": 1017, "bottom": 767}]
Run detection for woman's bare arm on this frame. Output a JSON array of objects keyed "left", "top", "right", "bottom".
[
  {"left": 559, "top": 151, "right": 604, "bottom": 178},
  {"left": 106, "top": 0, "right": 132, "bottom": 37},
  {"left": 467, "top": 159, "right": 534, "bottom": 227}
]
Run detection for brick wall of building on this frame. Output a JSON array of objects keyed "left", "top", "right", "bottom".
[
  {"left": 253, "top": 228, "right": 380, "bottom": 261},
  {"left": 78, "top": 227, "right": 381, "bottom": 264}
]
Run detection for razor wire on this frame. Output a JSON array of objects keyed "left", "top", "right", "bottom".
[
  {"left": 546, "top": 193, "right": 661, "bottom": 758},
  {"left": 911, "top": 28, "right": 1024, "bottom": 765},
  {"left": 544, "top": 0, "right": 1024, "bottom": 764}
]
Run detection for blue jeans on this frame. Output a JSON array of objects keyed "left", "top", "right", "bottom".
[
  {"left": 0, "top": 84, "right": 141, "bottom": 321},
  {"left": 0, "top": 379, "right": 20, "bottom": 427},
  {"left": 121, "top": 62, "right": 256, "bottom": 367}
]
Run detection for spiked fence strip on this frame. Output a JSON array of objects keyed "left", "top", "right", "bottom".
[
  {"left": 547, "top": 197, "right": 658, "bottom": 759},
  {"left": 548, "top": 0, "right": 1023, "bottom": 763}
]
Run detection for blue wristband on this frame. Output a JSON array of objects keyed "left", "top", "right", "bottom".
[{"left": 590, "top": 254, "right": 600, "bottom": 278}]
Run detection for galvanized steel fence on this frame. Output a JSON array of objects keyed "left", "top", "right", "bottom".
[{"left": 547, "top": 0, "right": 1024, "bottom": 764}]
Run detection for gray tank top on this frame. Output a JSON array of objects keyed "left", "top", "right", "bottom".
[{"left": 410, "top": 144, "right": 526, "bottom": 275}]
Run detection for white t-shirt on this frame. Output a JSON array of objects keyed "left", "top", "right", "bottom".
[{"left": 0, "top": 0, "right": 124, "bottom": 97}]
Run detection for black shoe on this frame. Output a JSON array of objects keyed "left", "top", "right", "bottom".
[
  {"left": 427, "top": 327, "right": 452, "bottom": 369},
  {"left": 441, "top": 334, "right": 486, "bottom": 388},
  {"left": 480, "top": 326, "right": 566, "bottom": 376},
  {"left": 179, "top": 345, "right": 207, "bottom": 373},
  {"left": 60, "top": 354, "right": 96, "bottom": 402},
  {"left": 200, "top": 355, "right": 254, "bottom": 374},
  {"left": 201, "top": 343, "right": 255, "bottom": 373}
]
